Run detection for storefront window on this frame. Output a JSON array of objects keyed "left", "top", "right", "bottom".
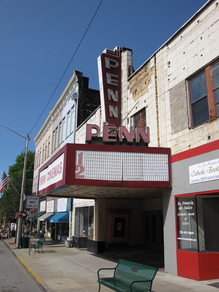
[
  {"left": 88, "top": 206, "right": 94, "bottom": 240},
  {"left": 176, "top": 194, "right": 219, "bottom": 252},
  {"left": 197, "top": 195, "right": 219, "bottom": 252},
  {"left": 176, "top": 196, "right": 198, "bottom": 251},
  {"left": 75, "top": 206, "right": 94, "bottom": 239},
  {"left": 58, "top": 223, "right": 69, "bottom": 236}
]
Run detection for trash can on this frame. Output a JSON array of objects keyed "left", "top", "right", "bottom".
[
  {"left": 21, "top": 236, "right": 29, "bottom": 248},
  {"left": 11, "top": 230, "right": 15, "bottom": 237}
]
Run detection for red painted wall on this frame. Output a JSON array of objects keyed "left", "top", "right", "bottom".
[{"left": 177, "top": 249, "right": 219, "bottom": 280}]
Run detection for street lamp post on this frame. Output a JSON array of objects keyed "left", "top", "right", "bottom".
[{"left": 0, "top": 125, "right": 29, "bottom": 248}]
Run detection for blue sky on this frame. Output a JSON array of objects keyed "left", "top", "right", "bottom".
[{"left": 0, "top": 0, "right": 208, "bottom": 179}]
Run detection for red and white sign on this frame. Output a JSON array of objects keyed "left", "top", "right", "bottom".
[
  {"left": 39, "top": 153, "right": 64, "bottom": 191},
  {"left": 97, "top": 47, "right": 121, "bottom": 127}
]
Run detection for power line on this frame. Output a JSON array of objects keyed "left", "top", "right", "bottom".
[{"left": 29, "top": 0, "right": 103, "bottom": 135}]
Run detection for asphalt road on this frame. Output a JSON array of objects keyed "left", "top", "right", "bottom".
[{"left": 0, "top": 240, "right": 42, "bottom": 292}]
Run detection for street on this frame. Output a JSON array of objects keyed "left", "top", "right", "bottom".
[{"left": 0, "top": 240, "right": 42, "bottom": 292}]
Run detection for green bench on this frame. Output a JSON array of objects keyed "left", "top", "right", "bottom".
[
  {"left": 30, "top": 238, "right": 45, "bottom": 254},
  {"left": 97, "top": 259, "right": 157, "bottom": 292}
]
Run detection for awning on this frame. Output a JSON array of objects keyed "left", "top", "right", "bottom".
[
  {"left": 45, "top": 212, "right": 69, "bottom": 224},
  {"left": 38, "top": 212, "right": 54, "bottom": 221},
  {"left": 30, "top": 211, "right": 45, "bottom": 221}
]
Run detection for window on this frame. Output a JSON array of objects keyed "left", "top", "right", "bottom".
[
  {"left": 47, "top": 137, "right": 50, "bottom": 158},
  {"left": 34, "top": 153, "right": 38, "bottom": 169},
  {"left": 176, "top": 194, "right": 219, "bottom": 252},
  {"left": 52, "top": 127, "right": 58, "bottom": 151},
  {"left": 58, "top": 122, "right": 62, "bottom": 145},
  {"left": 75, "top": 206, "right": 94, "bottom": 239},
  {"left": 188, "top": 60, "right": 219, "bottom": 127},
  {"left": 45, "top": 144, "right": 47, "bottom": 160},
  {"left": 61, "top": 117, "right": 66, "bottom": 142},
  {"left": 132, "top": 108, "right": 146, "bottom": 130},
  {"left": 52, "top": 130, "right": 56, "bottom": 152},
  {"left": 42, "top": 145, "right": 45, "bottom": 162},
  {"left": 212, "top": 61, "right": 219, "bottom": 116},
  {"left": 71, "top": 106, "right": 75, "bottom": 133},
  {"left": 66, "top": 111, "right": 71, "bottom": 137},
  {"left": 55, "top": 126, "right": 58, "bottom": 148},
  {"left": 176, "top": 196, "right": 198, "bottom": 251}
]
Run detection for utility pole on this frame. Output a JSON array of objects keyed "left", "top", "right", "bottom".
[{"left": 0, "top": 125, "right": 29, "bottom": 248}]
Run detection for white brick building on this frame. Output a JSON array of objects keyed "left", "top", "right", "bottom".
[{"left": 35, "top": 0, "right": 219, "bottom": 280}]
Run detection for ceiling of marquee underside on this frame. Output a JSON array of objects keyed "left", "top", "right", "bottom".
[{"left": 40, "top": 184, "right": 165, "bottom": 200}]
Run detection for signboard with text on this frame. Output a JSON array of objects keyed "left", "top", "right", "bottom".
[
  {"left": 189, "top": 158, "right": 219, "bottom": 184},
  {"left": 97, "top": 47, "right": 121, "bottom": 127},
  {"left": 26, "top": 196, "right": 39, "bottom": 209},
  {"left": 39, "top": 153, "right": 64, "bottom": 191}
]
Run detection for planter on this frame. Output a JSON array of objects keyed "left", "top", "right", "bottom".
[{"left": 65, "top": 240, "right": 73, "bottom": 248}]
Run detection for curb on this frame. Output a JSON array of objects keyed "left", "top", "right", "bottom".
[
  {"left": 17, "top": 256, "right": 44, "bottom": 284},
  {"left": 3, "top": 240, "right": 48, "bottom": 292}
]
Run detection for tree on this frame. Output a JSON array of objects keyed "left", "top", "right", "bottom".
[{"left": 0, "top": 151, "right": 35, "bottom": 222}]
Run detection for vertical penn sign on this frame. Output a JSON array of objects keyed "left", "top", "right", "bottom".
[{"left": 97, "top": 47, "right": 121, "bottom": 127}]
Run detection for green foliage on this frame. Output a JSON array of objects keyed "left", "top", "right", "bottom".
[
  {"left": 0, "top": 188, "right": 19, "bottom": 221},
  {"left": 0, "top": 151, "right": 35, "bottom": 221}
]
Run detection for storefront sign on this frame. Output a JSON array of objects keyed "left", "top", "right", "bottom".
[
  {"left": 75, "top": 150, "right": 169, "bottom": 182},
  {"left": 39, "top": 153, "right": 64, "bottom": 191},
  {"left": 86, "top": 124, "right": 150, "bottom": 144},
  {"left": 97, "top": 47, "right": 121, "bottom": 127},
  {"left": 189, "top": 158, "right": 219, "bottom": 184}
]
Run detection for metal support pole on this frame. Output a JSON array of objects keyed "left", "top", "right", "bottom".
[
  {"left": 16, "top": 134, "right": 29, "bottom": 248},
  {"left": 0, "top": 125, "right": 29, "bottom": 249}
]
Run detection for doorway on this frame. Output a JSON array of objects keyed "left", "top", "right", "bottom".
[{"left": 144, "top": 210, "right": 164, "bottom": 248}]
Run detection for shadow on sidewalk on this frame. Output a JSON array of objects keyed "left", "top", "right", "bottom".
[{"left": 94, "top": 245, "right": 164, "bottom": 269}]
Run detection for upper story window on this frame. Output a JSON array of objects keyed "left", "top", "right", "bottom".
[
  {"left": 71, "top": 105, "right": 75, "bottom": 132},
  {"left": 58, "top": 122, "right": 62, "bottom": 145},
  {"left": 47, "top": 138, "right": 50, "bottom": 158},
  {"left": 42, "top": 145, "right": 45, "bottom": 162},
  {"left": 52, "top": 130, "right": 56, "bottom": 152},
  {"left": 188, "top": 59, "right": 219, "bottom": 127},
  {"left": 131, "top": 108, "right": 146, "bottom": 130},
  {"left": 212, "top": 61, "right": 219, "bottom": 115},
  {"left": 66, "top": 111, "right": 71, "bottom": 137},
  {"left": 62, "top": 117, "right": 66, "bottom": 142}
]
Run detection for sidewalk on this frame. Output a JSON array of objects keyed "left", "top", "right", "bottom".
[{"left": 3, "top": 237, "right": 219, "bottom": 292}]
